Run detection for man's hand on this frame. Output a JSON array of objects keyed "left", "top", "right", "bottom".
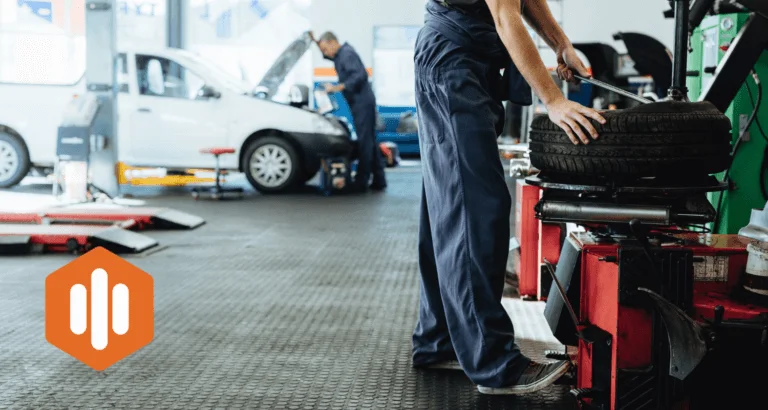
[
  {"left": 308, "top": 31, "right": 316, "bottom": 42},
  {"left": 556, "top": 45, "right": 589, "bottom": 83},
  {"left": 324, "top": 83, "right": 344, "bottom": 93},
  {"left": 546, "top": 97, "right": 606, "bottom": 145}
]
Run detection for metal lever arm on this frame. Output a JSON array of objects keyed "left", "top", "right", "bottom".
[{"left": 575, "top": 75, "right": 653, "bottom": 105}]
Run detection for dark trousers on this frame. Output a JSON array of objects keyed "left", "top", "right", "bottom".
[
  {"left": 411, "top": 26, "right": 530, "bottom": 388},
  {"left": 352, "top": 104, "right": 387, "bottom": 190}
]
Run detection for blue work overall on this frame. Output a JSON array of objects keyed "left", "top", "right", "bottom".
[
  {"left": 412, "top": 0, "right": 534, "bottom": 388},
  {"left": 330, "top": 44, "right": 387, "bottom": 191}
]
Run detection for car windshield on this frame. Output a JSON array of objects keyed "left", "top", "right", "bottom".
[{"left": 173, "top": 49, "right": 252, "bottom": 95}]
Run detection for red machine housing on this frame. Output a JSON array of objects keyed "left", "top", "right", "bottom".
[
  {"left": 515, "top": 180, "right": 541, "bottom": 298},
  {"left": 515, "top": 180, "right": 563, "bottom": 300},
  {"left": 549, "top": 232, "right": 768, "bottom": 410}
]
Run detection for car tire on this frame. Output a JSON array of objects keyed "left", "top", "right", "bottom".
[
  {"left": 0, "top": 131, "right": 30, "bottom": 188},
  {"left": 242, "top": 136, "right": 300, "bottom": 194},
  {"left": 529, "top": 101, "right": 733, "bottom": 178}
]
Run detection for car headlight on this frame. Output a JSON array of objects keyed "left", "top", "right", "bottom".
[{"left": 313, "top": 116, "right": 345, "bottom": 136}]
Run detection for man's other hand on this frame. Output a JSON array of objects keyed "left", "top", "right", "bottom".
[
  {"left": 324, "top": 83, "right": 343, "bottom": 93},
  {"left": 556, "top": 45, "right": 589, "bottom": 83},
  {"left": 546, "top": 97, "right": 606, "bottom": 145}
]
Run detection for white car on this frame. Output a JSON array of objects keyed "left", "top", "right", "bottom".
[{"left": 0, "top": 32, "right": 354, "bottom": 193}]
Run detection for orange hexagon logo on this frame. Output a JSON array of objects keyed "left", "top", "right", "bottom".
[{"left": 46, "top": 247, "right": 154, "bottom": 371}]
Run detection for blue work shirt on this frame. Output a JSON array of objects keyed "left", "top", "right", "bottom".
[{"left": 327, "top": 43, "right": 376, "bottom": 109}]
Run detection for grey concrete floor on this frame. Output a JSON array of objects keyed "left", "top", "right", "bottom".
[{"left": 0, "top": 165, "right": 571, "bottom": 409}]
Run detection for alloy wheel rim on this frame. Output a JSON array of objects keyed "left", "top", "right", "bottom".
[
  {"left": 0, "top": 140, "right": 19, "bottom": 182},
  {"left": 250, "top": 144, "right": 293, "bottom": 188}
]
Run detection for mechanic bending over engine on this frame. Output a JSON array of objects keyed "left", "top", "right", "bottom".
[
  {"left": 411, "top": 0, "right": 607, "bottom": 395},
  {"left": 310, "top": 31, "right": 388, "bottom": 193}
]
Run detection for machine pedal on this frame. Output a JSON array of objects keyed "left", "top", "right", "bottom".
[
  {"left": 569, "top": 388, "right": 597, "bottom": 400},
  {"left": 545, "top": 350, "right": 571, "bottom": 361}
]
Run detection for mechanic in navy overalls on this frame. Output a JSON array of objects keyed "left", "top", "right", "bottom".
[
  {"left": 311, "top": 31, "right": 388, "bottom": 193},
  {"left": 412, "top": 0, "right": 606, "bottom": 395}
]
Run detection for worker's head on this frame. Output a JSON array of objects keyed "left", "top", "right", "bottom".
[{"left": 317, "top": 32, "right": 342, "bottom": 59}]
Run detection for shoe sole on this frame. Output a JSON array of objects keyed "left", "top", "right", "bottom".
[
  {"left": 477, "top": 361, "right": 570, "bottom": 395},
  {"left": 426, "top": 361, "right": 463, "bottom": 371}
]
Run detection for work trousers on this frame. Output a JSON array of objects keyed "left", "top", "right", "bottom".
[
  {"left": 352, "top": 103, "right": 387, "bottom": 190},
  {"left": 411, "top": 26, "right": 530, "bottom": 388}
]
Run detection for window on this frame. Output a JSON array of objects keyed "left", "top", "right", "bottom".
[
  {"left": 135, "top": 54, "right": 206, "bottom": 100},
  {"left": 372, "top": 26, "right": 420, "bottom": 107}
]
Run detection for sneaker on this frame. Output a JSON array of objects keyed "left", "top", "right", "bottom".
[
  {"left": 477, "top": 360, "right": 570, "bottom": 395},
  {"left": 425, "top": 360, "right": 463, "bottom": 371}
]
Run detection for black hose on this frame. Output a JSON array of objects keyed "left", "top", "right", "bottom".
[
  {"left": 745, "top": 77, "right": 768, "bottom": 201},
  {"left": 713, "top": 70, "right": 763, "bottom": 232}
]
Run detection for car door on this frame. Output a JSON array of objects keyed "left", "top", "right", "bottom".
[{"left": 130, "top": 53, "right": 228, "bottom": 168}]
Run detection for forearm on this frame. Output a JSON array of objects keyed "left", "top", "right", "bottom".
[
  {"left": 486, "top": 0, "right": 563, "bottom": 104},
  {"left": 522, "top": 0, "right": 570, "bottom": 53}
]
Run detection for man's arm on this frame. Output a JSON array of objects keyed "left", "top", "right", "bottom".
[
  {"left": 485, "top": 0, "right": 605, "bottom": 144},
  {"left": 521, "top": 0, "right": 586, "bottom": 83},
  {"left": 520, "top": 0, "right": 566, "bottom": 55}
]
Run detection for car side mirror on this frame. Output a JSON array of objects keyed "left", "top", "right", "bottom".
[{"left": 198, "top": 85, "right": 221, "bottom": 99}]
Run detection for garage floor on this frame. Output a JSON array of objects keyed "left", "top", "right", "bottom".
[{"left": 0, "top": 166, "right": 572, "bottom": 409}]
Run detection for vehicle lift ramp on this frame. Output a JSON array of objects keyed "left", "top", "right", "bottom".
[
  {"left": 0, "top": 222, "right": 159, "bottom": 255},
  {"left": 0, "top": 207, "right": 205, "bottom": 255},
  {"left": 37, "top": 207, "right": 206, "bottom": 230}
]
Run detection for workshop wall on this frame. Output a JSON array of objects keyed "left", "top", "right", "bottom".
[
  {"left": 310, "top": 0, "right": 676, "bottom": 73},
  {"left": 310, "top": 0, "right": 427, "bottom": 73},
  {"left": 547, "top": 0, "right": 675, "bottom": 67}
]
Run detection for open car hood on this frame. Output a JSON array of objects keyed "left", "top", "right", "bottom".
[{"left": 256, "top": 31, "right": 313, "bottom": 99}]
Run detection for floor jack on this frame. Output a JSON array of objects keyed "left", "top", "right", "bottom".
[
  {"left": 528, "top": 172, "right": 768, "bottom": 410},
  {"left": 319, "top": 157, "right": 354, "bottom": 196}
]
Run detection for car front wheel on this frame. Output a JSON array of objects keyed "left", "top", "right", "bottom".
[
  {"left": 243, "top": 136, "right": 299, "bottom": 193},
  {"left": 0, "top": 131, "right": 30, "bottom": 188}
]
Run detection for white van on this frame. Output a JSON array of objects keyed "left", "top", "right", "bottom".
[{"left": 0, "top": 33, "right": 353, "bottom": 193}]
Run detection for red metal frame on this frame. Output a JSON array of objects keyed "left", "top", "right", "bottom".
[
  {"left": 515, "top": 180, "right": 541, "bottom": 299},
  {"left": 515, "top": 181, "right": 564, "bottom": 301},
  {"left": 537, "top": 221, "right": 563, "bottom": 300}
]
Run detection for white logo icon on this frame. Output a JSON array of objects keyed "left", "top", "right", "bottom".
[{"left": 69, "top": 268, "right": 130, "bottom": 350}]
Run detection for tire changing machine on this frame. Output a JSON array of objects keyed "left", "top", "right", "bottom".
[
  {"left": 0, "top": 1, "right": 204, "bottom": 255},
  {"left": 516, "top": 1, "right": 768, "bottom": 409}
]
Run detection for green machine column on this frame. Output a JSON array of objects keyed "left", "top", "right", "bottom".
[{"left": 688, "top": 13, "right": 768, "bottom": 234}]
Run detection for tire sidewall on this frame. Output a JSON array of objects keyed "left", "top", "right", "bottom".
[
  {"left": 242, "top": 136, "right": 300, "bottom": 193},
  {"left": 0, "top": 132, "right": 30, "bottom": 188},
  {"left": 528, "top": 104, "right": 733, "bottom": 178}
]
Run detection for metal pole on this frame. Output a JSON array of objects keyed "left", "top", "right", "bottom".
[
  {"left": 167, "top": 0, "right": 184, "bottom": 49},
  {"left": 85, "top": 0, "right": 120, "bottom": 198},
  {"left": 669, "top": 0, "right": 691, "bottom": 100}
]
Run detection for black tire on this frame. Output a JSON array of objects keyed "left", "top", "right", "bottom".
[
  {"left": 242, "top": 136, "right": 300, "bottom": 194},
  {"left": 529, "top": 101, "right": 733, "bottom": 178},
  {"left": 0, "top": 131, "right": 30, "bottom": 188}
]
